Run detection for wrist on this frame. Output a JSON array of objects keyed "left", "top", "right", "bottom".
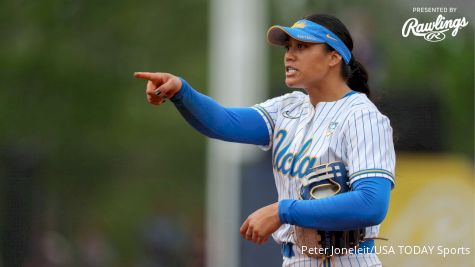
[
  {"left": 170, "top": 77, "right": 188, "bottom": 102},
  {"left": 278, "top": 199, "right": 296, "bottom": 224}
]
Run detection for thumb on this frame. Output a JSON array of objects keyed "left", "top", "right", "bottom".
[{"left": 157, "top": 77, "right": 182, "bottom": 98}]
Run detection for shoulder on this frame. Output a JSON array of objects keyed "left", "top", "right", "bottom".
[
  {"left": 341, "top": 93, "right": 392, "bottom": 126},
  {"left": 255, "top": 90, "right": 307, "bottom": 109},
  {"left": 272, "top": 90, "right": 307, "bottom": 105},
  {"left": 346, "top": 93, "right": 377, "bottom": 111},
  {"left": 346, "top": 94, "right": 388, "bottom": 116}
]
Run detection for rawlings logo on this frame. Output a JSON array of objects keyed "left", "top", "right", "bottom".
[{"left": 402, "top": 15, "right": 469, "bottom": 42}]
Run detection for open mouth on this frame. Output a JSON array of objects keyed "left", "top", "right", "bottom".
[{"left": 286, "top": 66, "right": 298, "bottom": 74}]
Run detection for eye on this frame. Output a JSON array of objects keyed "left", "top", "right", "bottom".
[{"left": 297, "top": 43, "right": 307, "bottom": 49}]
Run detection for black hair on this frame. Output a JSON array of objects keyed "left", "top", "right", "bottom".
[{"left": 304, "top": 14, "right": 370, "bottom": 96}]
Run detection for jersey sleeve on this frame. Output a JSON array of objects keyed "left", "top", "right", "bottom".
[
  {"left": 252, "top": 95, "right": 285, "bottom": 151},
  {"left": 343, "top": 109, "right": 396, "bottom": 187}
]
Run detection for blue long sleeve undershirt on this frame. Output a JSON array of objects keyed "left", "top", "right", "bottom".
[
  {"left": 279, "top": 177, "right": 392, "bottom": 231},
  {"left": 170, "top": 78, "right": 270, "bottom": 146}
]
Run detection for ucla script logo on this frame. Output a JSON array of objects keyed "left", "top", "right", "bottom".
[
  {"left": 273, "top": 130, "right": 317, "bottom": 178},
  {"left": 402, "top": 15, "right": 469, "bottom": 42}
]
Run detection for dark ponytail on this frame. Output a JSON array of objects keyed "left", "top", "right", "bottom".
[
  {"left": 345, "top": 58, "right": 370, "bottom": 96},
  {"left": 304, "top": 14, "right": 370, "bottom": 96}
]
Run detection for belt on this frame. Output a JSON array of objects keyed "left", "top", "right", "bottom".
[
  {"left": 281, "top": 242, "right": 295, "bottom": 258},
  {"left": 281, "top": 239, "right": 375, "bottom": 258}
]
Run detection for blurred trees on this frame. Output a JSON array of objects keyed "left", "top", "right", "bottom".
[{"left": 1, "top": 0, "right": 208, "bottom": 265}]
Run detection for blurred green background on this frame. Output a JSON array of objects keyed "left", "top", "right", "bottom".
[{"left": 0, "top": 0, "right": 473, "bottom": 267}]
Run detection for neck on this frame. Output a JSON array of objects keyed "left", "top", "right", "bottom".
[{"left": 305, "top": 76, "right": 352, "bottom": 106}]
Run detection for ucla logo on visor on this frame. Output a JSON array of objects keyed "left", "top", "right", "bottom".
[
  {"left": 267, "top": 19, "right": 352, "bottom": 64},
  {"left": 291, "top": 21, "right": 306, "bottom": 28}
]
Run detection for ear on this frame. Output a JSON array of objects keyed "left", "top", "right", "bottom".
[{"left": 328, "top": 51, "right": 343, "bottom": 67}]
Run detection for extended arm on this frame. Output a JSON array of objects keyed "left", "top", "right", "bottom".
[
  {"left": 134, "top": 72, "right": 270, "bottom": 145},
  {"left": 171, "top": 78, "right": 270, "bottom": 145}
]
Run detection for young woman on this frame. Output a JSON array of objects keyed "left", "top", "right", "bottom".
[{"left": 135, "top": 14, "right": 395, "bottom": 267}]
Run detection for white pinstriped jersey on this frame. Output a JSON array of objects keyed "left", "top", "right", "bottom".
[{"left": 252, "top": 90, "right": 395, "bottom": 265}]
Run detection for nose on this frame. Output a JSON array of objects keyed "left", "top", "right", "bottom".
[{"left": 285, "top": 49, "right": 296, "bottom": 62}]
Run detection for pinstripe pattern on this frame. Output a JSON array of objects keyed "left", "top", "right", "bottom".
[{"left": 254, "top": 91, "right": 395, "bottom": 266}]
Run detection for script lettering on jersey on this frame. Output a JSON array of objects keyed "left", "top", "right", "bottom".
[{"left": 273, "top": 129, "right": 317, "bottom": 178}]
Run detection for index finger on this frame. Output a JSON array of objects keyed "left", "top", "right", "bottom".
[{"left": 134, "top": 72, "right": 165, "bottom": 82}]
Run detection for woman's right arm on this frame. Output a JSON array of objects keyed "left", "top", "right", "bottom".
[{"left": 134, "top": 72, "right": 270, "bottom": 146}]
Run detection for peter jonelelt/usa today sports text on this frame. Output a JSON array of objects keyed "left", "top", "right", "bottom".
[{"left": 299, "top": 245, "right": 471, "bottom": 258}]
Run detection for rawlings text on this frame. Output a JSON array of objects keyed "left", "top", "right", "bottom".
[{"left": 402, "top": 14, "right": 469, "bottom": 42}]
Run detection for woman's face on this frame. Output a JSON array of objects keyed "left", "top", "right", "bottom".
[{"left": 284, "top": 38, "right": 335, "bottom": 89}]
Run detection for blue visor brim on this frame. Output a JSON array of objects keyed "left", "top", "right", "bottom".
[
  {"left": 267, "top": 26, "right": 325, "bottom": 46},
  {"left": 266, "top": 20, "right": 352, "bottom": 64}
]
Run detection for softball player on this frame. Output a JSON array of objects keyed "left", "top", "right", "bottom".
[{"left": 135, "top": 13, "right": 395, "bottom": 267}]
